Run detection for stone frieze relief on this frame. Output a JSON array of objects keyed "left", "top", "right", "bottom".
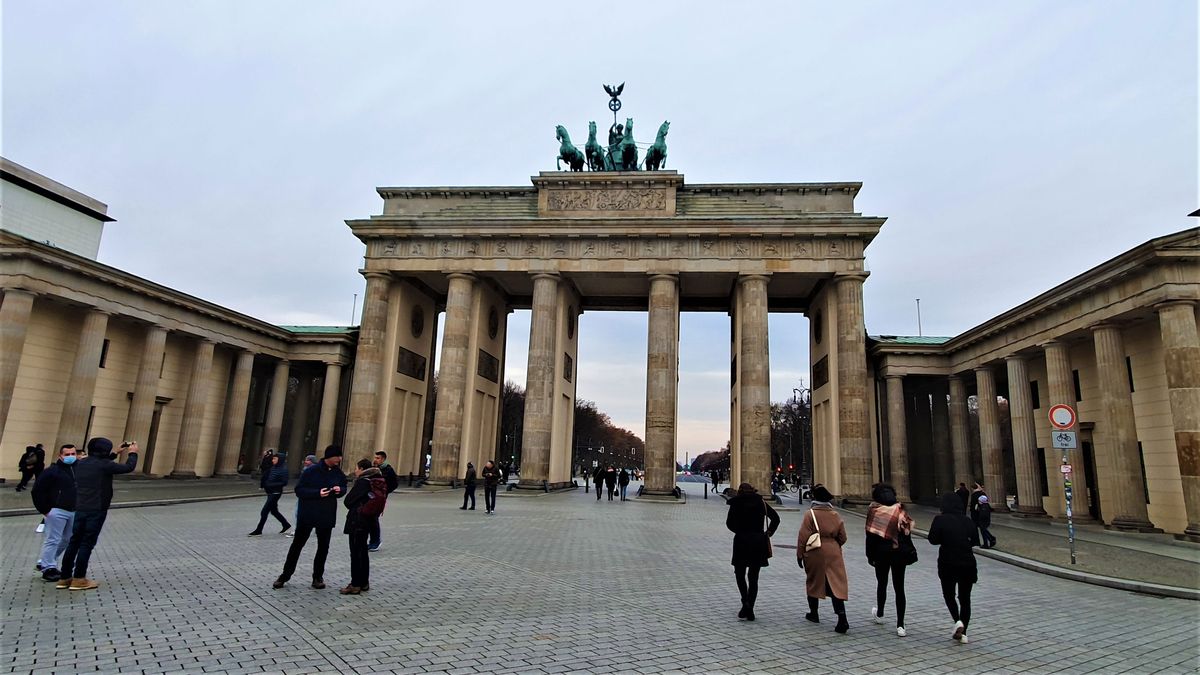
[{"left": 373, "top": 237, "right": 855, "bottom": 260}]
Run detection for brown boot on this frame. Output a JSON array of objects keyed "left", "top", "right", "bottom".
[
  {"left": 69, "top": 578, "right": 99, "bottom": 591},
  {"left": 339, "top": 585, "right": 361, "bottom": 595},
  {"left": 55, "top": 577, "right": 73, "bottom": 590}
]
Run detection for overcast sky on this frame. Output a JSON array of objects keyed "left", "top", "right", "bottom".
[{"left": 3, "top": 2, "right": 1195, "bottom": 461}]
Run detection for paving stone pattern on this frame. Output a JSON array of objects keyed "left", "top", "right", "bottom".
[{"left": 2, "top": 487, "right": 1197, "bottom": 674}]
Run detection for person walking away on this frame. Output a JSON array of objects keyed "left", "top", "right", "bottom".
[
  {"left": 955, "top": 483, "right": 970, "bottom": 511},
  {"left": 368, "top": 451, "right": 399, "bottom": 551},
  {"left": 604, "top": 465, "right": 617, "bottom": 501},
  {"left": 928, "top": 491, "right": 980, "bottom": 643},
  {"left": 710, "top": 469, "right": 720, "bottom": 493},
  {"left": 618, "top": 468, "right": 631, "bottom": 501},
  {"left": 341, "top": 459, "right": 387, "bottom": 594},
  {"left": 57, "top": 438, "right": 138, "bottom": 590},
  {"left": 460, "top": 462, "right": 477, "bottom": 510},
  {"left": 796, "top": 484, "right": 850, "bottom": 633},
  {"left": 273, "top": 445, "right": 346, "bottom": 590},
  {"left": 15, "top": 445, "right": 45, "bottom": 491},
  {"left": 865, "top": 483, "right": 916, "bottom": 637},
  {"left": 249, "top": 454, "right": 291, "bottom": 536},
  {"left": 726, "top": 483, "right": 780, "bottom": 621},
  {"left": 976, "top": 495, "right": 997, "bottom": 548},
  {"left": 285, "top": 454, "right": 317, "bottom": 538},
  {"left": 593, "top": 465, "right": 605, "bottom": 501},
  {"left": 31, "top": 444, "right": 78, "bottom": 581},
  {"left": 969, "top": 482, "right": 985, "bottom": 530},
  {"left": 482, "top": 460, "right": 500, "bottom": 514}
]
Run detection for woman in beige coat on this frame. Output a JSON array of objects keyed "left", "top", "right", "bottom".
[{"left": 796, "top": 484, "right": 850, "bottom": 633}]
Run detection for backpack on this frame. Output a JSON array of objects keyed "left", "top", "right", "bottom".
[{"left": 358, "top": 477, "right": 389, "bottom": 518}]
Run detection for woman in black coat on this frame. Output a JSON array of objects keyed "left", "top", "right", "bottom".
[
  {"left": 460, "top": 462, "right": 477, "bottom": 510},
  {"left": 928, "top": 491, "right": 981, "bottom": 643},
  {"left": 249, "top": 454, "right": 291, "bottom": 536},
  {"left": 725, "top": 482, "right": 780, "bottom": 621}
]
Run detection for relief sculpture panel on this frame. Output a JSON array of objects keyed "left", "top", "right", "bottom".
[{"left": 542, "top": 188, "right": 671, "bottom": 217}]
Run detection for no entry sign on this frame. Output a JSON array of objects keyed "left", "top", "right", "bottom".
[{"left": 1049, "top": 404, "right": 1077, "bottom": 430}]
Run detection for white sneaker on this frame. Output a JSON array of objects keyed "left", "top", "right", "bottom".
[
  {"left": 959, "top": 633, "right": 969, "bottom": 644},
  {"left": 896, "top": 626, "right": 906, "bottom": 637},
  {"left": 871, "top": 607, "right": 885, "bottom": 624},
  {"left": 35, "top": 523, "right": 45, "bottom": 534},
  {"left": 952, "top": 620, "right": 965, "bottom": 641}
]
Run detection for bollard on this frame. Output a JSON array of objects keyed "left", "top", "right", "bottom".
[
  {"left": 704, "top": 483, "right": 708, "bottom": 499},
  {"left": 408, "top": 472, "right": 414, "bottom": 487},
  {"left": 543, "top": 480, "right": 549, "bottom": 493}
]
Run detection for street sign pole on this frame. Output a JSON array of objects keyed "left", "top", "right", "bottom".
[{"left": 1050, "top": 405, "right": 1079, "bottom": 565}]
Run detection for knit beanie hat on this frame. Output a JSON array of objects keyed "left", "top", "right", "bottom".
[{"left": 323, "top": 445, "right": 343, "bottom": 459}]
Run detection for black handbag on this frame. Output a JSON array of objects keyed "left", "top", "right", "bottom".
[{"left": 898, "top": 532, "right": 918, "bottom": 565}]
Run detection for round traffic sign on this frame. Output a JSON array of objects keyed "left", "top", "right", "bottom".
[{"left": 1049, "top": 404, "right": 1076, "bottom": 430}]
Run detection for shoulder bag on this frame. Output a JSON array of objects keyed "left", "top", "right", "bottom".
[{"left": 805, "top": 509, "right": 822, "bottom": 551}]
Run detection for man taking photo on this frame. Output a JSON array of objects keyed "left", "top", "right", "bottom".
[{"left": 57, "top": 438, "right": 138, "bottom": 591}]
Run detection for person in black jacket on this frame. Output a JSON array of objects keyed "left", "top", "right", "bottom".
[
  {"left": 460, "top": 462, "right": 477, "bottom": 510},
  {"left": 481, "top": 460, "right": 500, "bottom": 514},
  {"left": 955, "top": 483, "right": 970, "bottom": 511},
  {"left": 618, "top": 468, "right": 631, "bottom": 501},
  {"left": 341, "top": 459, "right": 384, "bottom": 594},
  {"left": 976, "top": 495, "right": 997, "bottom": 548},
  {"left": 865, "top": 483, "right": 915, "bottom": 637},
  {"left": 726, "top": 483, "right": 781, "bottom": 621},
  {"left": 249, "top": 454, "right": 291, "bottom": 536},
  {"left": 593, "top": 465, "right": 605, "bottom": 501},
  {"left": 604, "top": 465, "right": 617, "bottom": 501},
  {"left": 367, "top": 451, "right": 399, "bottom": 551},
  {"left": 15, "top": 444, "right": 45, "bottom": 491},
  {"left": 57, "top": 438, "right": 138, "bottom": 591},
  {"left": 273, "top": 445, "right": 347, "bottom": 590},
  {"left": 31, "top": 444, "right": 78, "bottom": 582},
  {"left": 928, "top": 491, "right": 981, "bottom": 643}
]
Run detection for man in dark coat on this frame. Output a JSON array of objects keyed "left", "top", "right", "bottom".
[
  {"left": 955, "top": 483, "right": 970, "bottom": 511},
  {"left": 57, "top": 438, "right": 138, "bottom": 590},
  {"left": 274, "top": 445, "right": 347, "bottom": 590},
  {"left": 481, "top": 460, "right": 500, "bottom": 514},
  {"left": 31, "top": 444, "right": 78, "bottom": 581},
  {"left": 15, "top": 444, "right": 45, "bottom": 491},
  {"left": 593, "top": 465, "right": 605, "bottom": 501},
  {"left": 618, "top": 468, "right": 631, "bottom": 501},
  {"left": 367, "top": 451, "right": 398, "bottom": 552},
  {"left": 604, "top": 465, "right": 617, "bottom": 501}
]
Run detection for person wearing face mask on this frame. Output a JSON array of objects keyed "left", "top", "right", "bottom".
[{"left": 30, "top": 444, "right": 79, "bottom": 582}]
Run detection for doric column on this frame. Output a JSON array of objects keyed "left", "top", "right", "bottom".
[
  {"left": 430, "top": 273, "right": 476, "bottom": 482},
  {"left": 260, "top": 359, "right": 291, "bottom": 453},
  {"left": 1156, "top": 301, "right": 1200, "bottom": 540},
  {"left": 55, "top": 309, "right": 110, "bottom": 449},
  {"left": 975, "top": 365, "right": 1009, "bottom": 512},
  {"left": 344, "top": 271, "right": 391, "bottom": 455},
  {"left": 738, "top": 274, "right": 772, "bottom": 493},
  {"left": 0, "top": 290, "right": 36, "bottom": 434},
  {"left": 1006, "top": 356, "right": 1047, "bottom": 516},
  {"left": 1093, "top": 324, "right": 1157, "bottom": 531},
  {"left": 644, "top": 274, "right": 680, "bottom": 496},
  {"left": 124, "top": 325, "right": 168, "bottom": 448},
  {"left": 316, "top": 362, "right": 343, "bottom": 451},
  {"left": 884, "top": 375, "right": 910, "bottom": 501},
  {"left": 287, "top": 372, "right": 312, "bottom": 473},
  {"left": 836, "top": 273, "right": 871, "bottom": 501},
  {"left": 1042, "top": 340, "right": 1090, "bottom": 520},
  {"left": 170, "top": 339, "right": 215, "bottom": 477},
  {"left": 214, "top": 349, "right": 254, "bottom": 476},
  {"left": 948, "top": 375, "right": 973, "bottom": 485},
  {"left": 519, "top": 273, "right": 560, "bottom": 487},
  {"left": 931, "top": 383, "right": 953, "bottom": 495}
]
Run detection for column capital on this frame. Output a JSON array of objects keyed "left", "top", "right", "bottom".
[
  {"left": 834, "top": 271, "right": 870, "bottom": 283},
  {"left": 1039, "top": 338, "right": 1069, "bottom": 349},
  {"left": 884, "top": 373, "right": 905, "bottom": 380},
  {"left": 1091, "top": 321, "right": 1124, "bottom": 333},
  {"left": 647, "top": 272, "right": 678, "bottom": 283},
  {"left": 737, "top": 273, "right": 771, "bottom": 285},
  {"left": 973, "top": 364, "right": 995, "bottom": 374},
  {"left": 446, "top": 272, "right": 476, "bottom": 282},
  {"left": 2, "top": 288, "right": 38, "bottom": 299},
  {"left": 947, "top": 374, "right": 964, "bottom": 382},
  {"left": 1155, "top": 299, "right": 1197, "bottom": 312},
  {"left": 275, "top": 357, "right": 291, "bottom": 367},
  {"left": 362, "top": 270, "right": 391, "bottom": 280},
  {"left": 530, "top": 271, "right": 561, "bottom": 282},
  {"left": 1004, "top": 353, "right": 1027, "bottom": 364}
]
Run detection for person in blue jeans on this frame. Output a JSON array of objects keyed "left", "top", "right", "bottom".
[
  {"left": 57, "top": 438, "right": 138, "bottom": 590},
  {"left": 31, "top": 444, "right": 78, "bottom": 581},
  {"left": 618, "top": 468, "right": 631, "bottom": 501},
  {"left": 976, "top": 495, "right": 997, "bottom": 548}
]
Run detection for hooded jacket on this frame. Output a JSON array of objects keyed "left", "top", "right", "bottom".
[
  {"left": 262, "top": 463, "right": 289, "bottom": 494},
  {"left": 31, "top": 460, "right": 77, "bottom": 514},
  {"left": 73, "top": 446, "right": 138, "bottom": 511},
  {"left": 927, "top": 492, "right": 979, "bottom": 567}
]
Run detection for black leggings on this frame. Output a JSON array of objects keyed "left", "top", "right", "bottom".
[
  {"left": 875, "top": 560, "right": 907, "bottom": 626},
  {"left": 808, "top": 581, "right": 846, "bottom": 615},
  {"left": 734, "top": 565, "right": 760, "bottom": 607},
  {"left": 940, "top": 577, "right": 973, "bottom": 630}
]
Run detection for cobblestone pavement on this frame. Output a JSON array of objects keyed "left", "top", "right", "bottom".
[{"left": 2, "top": 486, "right": 1198, "bottom": 674}]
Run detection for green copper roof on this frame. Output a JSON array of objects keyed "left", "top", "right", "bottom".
[
  {"left": 278, "top": 325, "right": 357, "bottom": 335},
  {"left": 870, "top": 335, "right": 952, "bottom": 345}
]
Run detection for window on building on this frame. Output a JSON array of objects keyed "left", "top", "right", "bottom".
[
  {"left": 99, "top": 339, "right": 110, "bottom": 368},
  {"left": 1137, "top": 441, "right": 1149, "bottom": 503},
  {"left": 1072, "top": 369, "right": 1082, "bottom": 402},
  {"left": 1125, "top": 356, "right": 1135, "bottom": 393},
  {"left": 1029, "top": 380, "right": 1040, "bottom": 409},
  {"left": 1037, "top": 448, "right": 1049, "bottom": 497}
]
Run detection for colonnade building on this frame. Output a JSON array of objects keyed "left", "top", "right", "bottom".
[{"left": 1, "top": 158, "right": 1197, "bottom": 537}]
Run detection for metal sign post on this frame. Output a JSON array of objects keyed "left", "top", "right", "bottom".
[{"left": 1050, "top": 408, "right": 1079, "bottom": 565}]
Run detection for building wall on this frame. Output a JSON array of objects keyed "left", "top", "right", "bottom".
[{"left": 0, "top": 181, "right": 104, "bottom": 259}]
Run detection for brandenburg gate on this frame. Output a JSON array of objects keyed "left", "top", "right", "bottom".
[{"left": 343, "top": 170, "right": 885, "bottom": 501}]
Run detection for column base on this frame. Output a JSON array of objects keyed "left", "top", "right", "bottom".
[
  {"left": 166, "top": 471, "right": 201, "bottom": 480},
  {"left": 1106, "top": 516, "right": 1163, "bottom": 534},
  {"left": 1011, "top": 506, "right": 1049, "bottom": 519},
  {"left": 212, "top": 471, "right": 242, "bottom": 478},
  {"left": 513, "top": 480, "right": 575, "bottom": 492},
  {"left": 838, "top": 495, "right": 872, "bottom": 507},
  {"left": 990, "top": 502, "right": 1011, "bottom": 513},
  {"left": 636, "top": 490, "right": 686, "bottom": 504},
  {"left": 1180, "top": 523, "right": 1200, "bottom": 543}
]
